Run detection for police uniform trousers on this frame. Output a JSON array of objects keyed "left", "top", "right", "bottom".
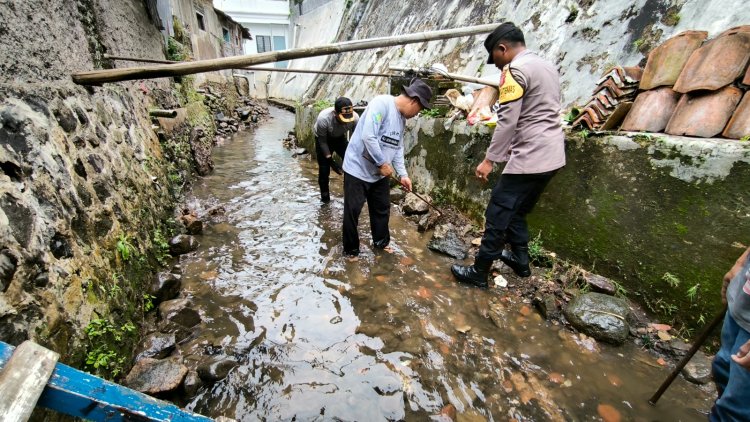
[{"left": 476, "top": 170, "right": 557, "bottom": 261}]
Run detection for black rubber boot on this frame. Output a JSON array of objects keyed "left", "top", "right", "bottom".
[
  {"left": 500, "top": 245, "right": 531, "bottom": 277},
  {"left": 451, "top": 258, "right": 492, "bottom": 288},
  {"left": 321, "top": 192, "right": 330, "bottom": 203}
]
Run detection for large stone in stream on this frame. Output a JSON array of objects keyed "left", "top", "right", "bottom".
[
  {"left": 427, "top": 224, "right": 467, "bottom": 259},
  {"left": 149, "top": 272, "right": 181, "bottom": 304},
  {"left": 135, "top": 332, "right": 176, "bottom": 361},
  {"left": 159, "top": 298, "right": 201, "bottom": 328},
  {"left": 563, "top": 292, "right": 631, "bottom": 345},
  {"left": 402, "top": 192, "right": 431, "bottom": 215},
  {"left": 168, "top": 234, "right": 199, "bottom": 255},
  {"left": 124, "top": 357, "right": 188, "bottom": 395},
  {"left": 197, "top": 359, "right": 239, "bottom": 383},
  {"left": 681, "top": 350, "right": 713, "bottom": 384}
]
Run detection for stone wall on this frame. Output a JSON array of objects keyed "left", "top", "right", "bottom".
[
  {"left": 277, "top": 0, "right": 750, "bottom": 108},
  {"left": 295, "top": 106, "right": 750, "bottom": 327},
  {"left": 0, "top": 0, "right": 207, "bottom": 370}
]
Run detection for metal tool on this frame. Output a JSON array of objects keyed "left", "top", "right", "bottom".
[{"left": 388, "top": 174, "right": 443, "bottom": 216}]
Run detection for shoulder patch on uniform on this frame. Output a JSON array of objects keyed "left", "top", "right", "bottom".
[
  {"left": 499, "top": 68, "right": 524, "bottom": 104},
  {"left": 373, "top": 112, "right": 383, "bottom": 123}
]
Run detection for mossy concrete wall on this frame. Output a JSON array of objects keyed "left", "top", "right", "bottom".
[{"left": 296, "top": 105, "right": 750, "bottom": 327}]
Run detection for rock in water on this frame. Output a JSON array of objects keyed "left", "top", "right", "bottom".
[
  {"left": 168, "top": 234, "right": 199, "bottom": 255},
  {"left": 124, "top": 357, "right": 188, "bottom": 395},
  {"left": 197, "top": 359, "right": 239, "bottom": 383},
  {"left": 427, "top": 224, "right": 467, "bottom": 259},
  {"left": 563, "top": 292, "right": 631, "bottom": 344},
  {"left": 681, "top": 350, "right": 713, "bottom": 384},
  {"left": 402, "top": 192, "right": 431, "bottom": 215}
]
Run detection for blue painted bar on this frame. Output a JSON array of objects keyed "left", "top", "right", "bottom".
[{"left": 0, "top": 341, "right": 214, "bottom": 422}]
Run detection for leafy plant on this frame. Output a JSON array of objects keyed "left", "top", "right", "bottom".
[
  {"left": 313, "top": 99, "right": 334, "bottom": 113},
  {"left": 419, "top": 108, "right": 443, "bottom": 117},
  {"left": 579, "top": 128, "right": 590, "bottom": 140},
  {"left": 84, "top": 317, "right": 137, "bottom": 379},
  {"left": 633, "top": 38, "right": 645, "bottom": 50},
  {"left": 166, "top": 37, "right": 186, "bottom": 62},
  {"left": 152, "top": 229, "right": 171, "bottom": 266},
  {"left": 143, "top": 293, "right": 156, "bottom": 313},
  {"left": 528, "top": 231, "right": 544, "bottom": 263},
  {"left": 662, "top": 272, "right": 681, "bottom": 288},
  {"left": 686, "top": 283, "right": 700, "bottom": 301},
  {"left": 740, "top": 135, "right": 750, "bottom": 142},
  {"left": 116, "top": 233, "right": 135, "bottom": 262}
]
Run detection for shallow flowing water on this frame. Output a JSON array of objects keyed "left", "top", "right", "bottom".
[{"left": 178, "top": 107, "right": 712, "bottom": 421}]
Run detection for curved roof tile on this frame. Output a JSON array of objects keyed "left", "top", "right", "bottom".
[
  {"left": 665, "top": 86, "right": 743, "bottom": 137},
  {"left": 723, "top": 92, "right": 750, "bottom": 139},
  {"left": 673, "top": 32, "right": 750, "bottom": 93},
  {"left": 621, "top": 87, "right": 682, "bottom": 132},
  {"left": 640, "top": 31, "right": 707, "bottom": 91}
]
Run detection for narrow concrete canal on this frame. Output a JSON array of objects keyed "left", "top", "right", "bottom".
[{"left": 177, "top": 107, "right": 712, "bottom": 421}]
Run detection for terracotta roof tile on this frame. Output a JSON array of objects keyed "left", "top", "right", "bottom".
[
  {"left": 639, "top": 30, "right": 708, "bottom": 90},
  {"left": 743, "top": 65, "right": 750, "bottom": 86},
  {"left": 673, "top": 31, "right": 750, "bottom": 93},
  {"left": 723, "top": 91, "right": 750, "bottom": 139},
  {"left": 601, "top": 102, "right": 633, "bottom": 131},
  {"left": 665, "top": 86, "right": 743, "bottom": 137},
  {"left": 621, "top": 87, "right": 682, "bottom": 132}
]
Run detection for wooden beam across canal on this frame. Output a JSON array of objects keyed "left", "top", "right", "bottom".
[{"left": 73, "top": 23, "right": 499, "bottom": 85}]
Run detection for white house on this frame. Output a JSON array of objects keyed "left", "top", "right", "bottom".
[{"left": 213, "top": 0, "right": 291, "bottom": 69}]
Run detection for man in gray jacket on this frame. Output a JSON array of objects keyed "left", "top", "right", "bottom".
[
  {"left": 452, "top": 22, "right": 565, "bottom": 287},
  {"left": 341, "top": 79, "right": 432, "bottom": 257},
  {"left": 314, "top": 97, "right": 359, "bottom": 203}
]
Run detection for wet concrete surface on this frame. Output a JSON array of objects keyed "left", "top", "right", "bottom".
[{"left": 177, "top": 107, "right": 712, "bottom": 421}]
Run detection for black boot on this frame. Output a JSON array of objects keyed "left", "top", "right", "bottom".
[
  {"left": 451, "top": 258, "right": 492, "bottom": 288},
  {"left": 321, "top": 191, "right": 330, "bottom": 203},
  {"left": 500, "top": 245, "right": 531, "bottom": 277}
]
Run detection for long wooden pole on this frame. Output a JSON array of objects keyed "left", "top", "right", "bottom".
[
  {"left": 389, "top": 65, "right": 498, "bottom": 87},
  {"left": 73, "top": 23, "right": 498, "bottom": 85},
  {"left": 105, "top": 54, "right": 394, "bottom": 76},
  {"left": 648, "top": 305, "right": 727, "bottom": 405}
]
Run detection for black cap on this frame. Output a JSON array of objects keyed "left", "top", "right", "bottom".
[
  {"left": 484, "top": 22, "right": 521, "bottom": 64},
  {"left": 401, "top": 78, "right": 433, "bottom": 109},
  {"left": 334, "top": 97, "right": 355, "bottom": 122}
]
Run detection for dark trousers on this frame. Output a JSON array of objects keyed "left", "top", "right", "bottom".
[
  {"left": 476, "top": 170, "right": 556, "bottom": 261},
  {"left": 342, "top": 172, "right": 391, "bottom": 255},
  {"left": 315, "top": 137, "right": 347, "bottom": 195}
]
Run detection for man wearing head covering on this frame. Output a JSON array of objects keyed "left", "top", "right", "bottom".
[
  {"left": 341, "top": 78, "right": 433, "bottom": 257},
  {"left": 314, "top": 97, "right": 359, "bottom": 203},
  {"left": 451, "top": 22, "right": 566, "bottom": 287}
]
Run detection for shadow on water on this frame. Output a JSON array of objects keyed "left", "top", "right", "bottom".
[{"left": 178, "top": 107, "right": 712, "bottom": 421}]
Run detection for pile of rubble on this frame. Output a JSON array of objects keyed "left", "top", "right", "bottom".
[{"left": 200, "top": 86, "right": 270, "bottom": 142}]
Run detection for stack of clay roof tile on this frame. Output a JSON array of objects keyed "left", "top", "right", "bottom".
[
  {"left": 572, "top": 66, "right": 643, "bottom": 130},
  {"left": 619, "top": 26, "right": 750, "bottom": 139}
]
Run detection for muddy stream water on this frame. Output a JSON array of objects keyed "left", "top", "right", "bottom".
[{"left": 176, "top": 108, "right": 712, "bottom": 421}]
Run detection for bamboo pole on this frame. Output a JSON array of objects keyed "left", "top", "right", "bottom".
[
  {"left": 389, "top": 65, "right": 498, "bottom": 87},
  {"left": 73, "top": 23, "right": 499, "bottom": 85}
]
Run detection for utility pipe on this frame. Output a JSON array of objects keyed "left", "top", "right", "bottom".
[{"left": 389, "top": 65, "right": 498, "bottom": 87}]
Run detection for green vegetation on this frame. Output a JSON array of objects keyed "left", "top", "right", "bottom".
[
  {"left": 152, "top": 229, "right": 171, "bottom": 266},
  {"left": 528, "top": 231, "right": 544, "bottom": 264},
  {"left": 116, "top": 233, "right": 135, "bottom": 262},
  {"left": 564, "top": 108, "right": 580, "bottom": 123},
  {"left": 662, "top": 272, "right": 680, "bottom": 288},
  {"left": 313, "top": 99, "right": 334, "bottom": 113},
  {"left": 686, "top": 283, "right": 700, "bottom": 301},
  {"left": 84, "top": 317, "right": 137, "bottom": 378},
  {"left": 419, "top": 108, "right": 444, "bottom": 117},
  {"left": 166, "top": 37, "right": 186, "bottom": 62},
  {"left": 633, "top": 38, "right": 645, "bottom": 50},
  {"left": 579, "top": 128, "right": 590, "bottom": 141},
  {"left": 663, "top": 12, "right": 681, "bottom": 26},
  {"left": 740, "top": 135, "right": 750, "bottom": 142}
]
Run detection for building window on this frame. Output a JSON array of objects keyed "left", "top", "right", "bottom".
[
  {"left": 222, "top": 27, "right": 230, "bottom": 43},
  {"left": 196, "top": 12, "right": 205, "bottom": 31},
  {"left": 256, "top": 35, "right": 272, "bottom": 53},
  {"left": 273, "top": 36, "right": 288, "bottom": 68}
]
